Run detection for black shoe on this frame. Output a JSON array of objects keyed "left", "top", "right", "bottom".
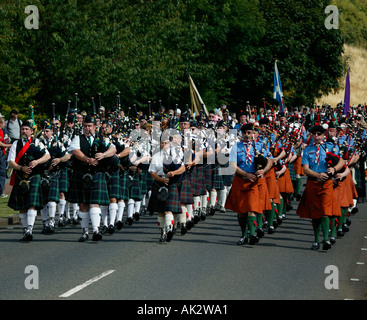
[
  {"left": 209, "top": 206, "right": 215, "bottom": 216},
  {"left": 296, "top": 194, "right": 302, "bottom": 201},
  {"left": 268, "top": 226, "right": 275, "bottom": 234},
  {"left": 133, "top": 213, "right": 140, "bottom": 221},
  {"left": 200, "top": 214, "right": 206, "bottom": 221},
  {"left": 346, "top": 218, "right": 351, "bottom": 226},
  {"left": 126, "top": 217, "right": 133, "bottom": 226},
  {"left": 20, "top": 230, "right": 33, "bottom": 242},
  {"left": 115, "top": 220, "right": 124, "bottom": 230},
  {"left": 72, "top": 217, "right": 79, "bottom": 225},
  {"left": 257, "top": 228, "right": 265, "bottom": 238},
  {"left": 92, "top": 231, "right": 102, "bottom": 241},
  {"left": 342, "top": 223, "right": 349, "bottom": 233},
  {"left": 186, "top": 220, "right": 194, "bottom": 230},
  {"left": 193, "top": 215, "right": 200, "bottom": 224},
  {"left": 276, "top": 216, "right": 283, "bottom": 225},
  {"left": 107, "top": 224, "right": 115, "bottom": 235},
  {"left": 322, "top": 240, "right": 331, "bottom": 250},
  {"left": 237, "top": 237, "right": 248, "bottom": 245},
  {"left": 337, "top": 229, "right": 344, "bottom": 237},
  {"left": 166, "top": 228, "right": 173, "bottom": 242},
  {"left": 311, "top": 242, "right": 319, "bottom": 250},
  {"left": 330, "top": 237, "right": 336, "bottom": 244},
  {"left": 249, "top": 235, "right": 259, "bottom": 245},
  {"left": 181, "top": 226, "right": 188, "bottom": 235},
  {"left": 78, "top": 233, "right": 89, "bottom": 242},
  {"left": 100, "top": 225, "right": 108, "bottom": 234},
  {"left": 351, "top": 207, "right": 358, "bottom": 215},
  {"left": 41, "top": 226, "right": 52, "bottom": 235},
  {"left": 58, "top": 218, "right": 66, "bottom": 227}
]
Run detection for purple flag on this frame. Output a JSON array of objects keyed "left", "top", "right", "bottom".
[{"left": 343, "top": 68, "right": 350, "bottom": 116}]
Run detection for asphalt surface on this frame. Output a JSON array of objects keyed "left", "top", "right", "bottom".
[{"left": 0, "top": 194, "right": 366, "bottom": 302}]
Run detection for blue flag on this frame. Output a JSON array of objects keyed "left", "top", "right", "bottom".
[
  {"left": 343, "top": 68, "right": 350, "bottom": 117},
  {"left": 273, "top": 61, "right": 284, "bottom": 112}
]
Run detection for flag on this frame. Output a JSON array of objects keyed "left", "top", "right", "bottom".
[
  {"left": 343, "top": 68, "right": 350, "bottom": 117},
  {"left": 273, "top": 61, "right": 284, "bottom": 112},
  {"left": 189, "top": 75, "right": 209, "bottom": 117}
]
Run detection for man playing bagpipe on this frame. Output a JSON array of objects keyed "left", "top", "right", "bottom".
[
  {"left": 7, "top": 120, "right": 51, "bottom": 241},
  {"left": 68, "top": 115, "right": 116, "bottom": 242},
  {"left": 296, "top": 125, "right": 345, "bottom": 250}
]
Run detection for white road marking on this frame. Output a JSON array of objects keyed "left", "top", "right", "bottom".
[{"left": 59, "top": 270, "right": 116, "bottom": 298}]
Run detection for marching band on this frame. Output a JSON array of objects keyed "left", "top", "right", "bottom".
[{"left": 2, "top": 101, "right": 366, "bottom": 250}]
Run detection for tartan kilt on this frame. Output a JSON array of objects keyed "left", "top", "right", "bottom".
[
  {"left": 178, "top": 173, "right": 194, "bottom": 204},
  {"left": 42, "top": 173, "right": 60, "bottom": 204},
  {"left": 288, "top": 163, "right": 296, "bottom": 181},
  {"left": 148, "top": 181, "right": 182, "bottom": 213},
  {"left": 195, "top": 165, "right": 207, "bottom": 195},
  {"left": 58, "top": 167, "right": 69, "bottom": 194},
  {"left": 211, "top": 165, "right": 225, "bottom": 190},
  {"left": 106, "top": 169, "right": 121, "bottom": 199},
  {"left": 189, "top": 167, "right": 201, "bottom": 196},
  {"left": 67, "top": 171, "right": 110, "bottom": 205},
  {"left": 119, "top": 170, "right": 129, "bottom": 201},
  {"left": 140, "top": 170, "right": 148, "bottom": 195},
  {"left": 146, "top": 172, "right": 153, "bottom": 191},
  {"left": 129, "top": 173, "right": 142, "bottom": 201},
  {"left": 203, "top": 164, "right": 212, "bottom": 191},
  {"left": 8, "top": 174, "right": 44, "bottom": 211}
]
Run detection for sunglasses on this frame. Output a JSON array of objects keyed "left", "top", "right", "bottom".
[{"left": 312, "top": 132, "right": 323, "bottom": 136}]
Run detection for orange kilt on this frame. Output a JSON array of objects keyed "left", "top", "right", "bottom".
[
  {"left": 277, "top": 167, "right": 294, "bottom": 194},
  {"left": 258, "top": 176, "right": 272, "bottom": 211},
  {"left": 293, "top": 156, "right": 304, "bottom": 175},
  {"left": 296, "top": 179, "right": 341, "bottom": 219},
  {"left": 265, "top": 167, "right": 281, "bottom": 204},
  {"left": 346, "top": 173, "right": 358, "bottom": 199},
  {"left": 333, "top": 179, "right": 351, "bottom": 208},
  {"left": 225, "top": 175, "right": 261, "bottom": 214}
]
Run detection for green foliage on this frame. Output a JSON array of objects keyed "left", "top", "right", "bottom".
[{"left": 0, "top": 0, "right": 348, "bottom": 117}]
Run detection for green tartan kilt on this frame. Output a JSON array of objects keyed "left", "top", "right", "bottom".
[
  {"left": 148, "top": 181, "right": 182, "bottom": 213},
  {"left": 67, "top": 171, "right": 110, "bottom": 205},
  {"left": 211, "top": 165, "right": 224, "bottom": 190},
  {"left": 58, "top": 167, "right": 69, "bottom": 194},
  {"left": 190, "top": 166, "right": 201, "bottom": 196},
  {"left": 8, "top": 174, "right": 44, "bottom": 211},
  {"left": 178, "top": 173, "right": 194, "bottom": 204},
  {"left": 106, "top": 170, "right": 121, "bottom": 199},
  {"left": 203, "top": 164, "right": 212, "bottom": 191},
  {"left": 146, "top": 172, "right": 153, "bottom": 191},
  {"left": 129, "top": 173, "right": 142, "bottom": 201},
  {"left": 289, "top": 163, "right": 296, "bottom": 181},
  {"left": 140, "top": 170, "right": 148, "bottom": 195},
  {"left": 119, "top": 170, "right": 129, "bottom": 201},
  {"left": 42, "top": 173, "right": 60, "bottom": 204}
]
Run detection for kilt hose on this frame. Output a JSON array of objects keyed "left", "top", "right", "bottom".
[
  {"left": 178, "top": 173, "right": 194, "bottom": 204},
  {"left": 106, "top": 169, "right": 121, "bottom": 200},
  {"left": 148, "top": 180, "right": 182, "bottom": 213},
  {"left": 8, "top": 174, "right": 44, "bottom": 211},
  {"left": 225, "top": 175, "right": 261, "bottom": 214},
  {"left": 211, "top": 165, "right": 225, "bottom": 191},
  {"left": 296, "top": 179, "right": 341, "bottom": 219},
  {"left": 68, "top": 170, "right": 110, "bottom": 205},
  {"left": 58, "top": 167, "right": 70, "bottom": 194},
  {"left": 41, "top": 173, "right": 60, "bottom": 205}
]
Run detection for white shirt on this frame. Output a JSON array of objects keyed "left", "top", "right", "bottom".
[{"left": 7, "top": 138, "right": 49, "bottom": 163}]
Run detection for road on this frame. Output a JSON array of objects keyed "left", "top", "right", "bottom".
[{"left": 0, "top": 197, "right": 366, "bottom": 303}]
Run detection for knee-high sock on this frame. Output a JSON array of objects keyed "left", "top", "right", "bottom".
[
  {"left": 40, "top": 206, "right": 48, "bottom": 223},
  {"left": 89, "top": 207, "right": 101, "bottom": 233},
  {"left": 157, "top": 215, "right": 165, "bottom": 228},
  {"left": 117, "top": 202, "right": 125, "bottom": 221},
  {"left": 65, "top": 201, "right": 70, "bottom": 218},
  {"left": 165, "top": 213, "right": 174, "bottom": 230},
  {"left": 179, "top": 206, "right": 187, "bottom": 225},
  {"left": 109, "top": 203, "right": 118, "bottom": 225},
  {"left": 238, "top": 214, "right": 247, "bottom": 238},
  {"left": 330, "top": 217, "right": 336, "bottom": 239},
  {"left": 58, "top": 199, "right": 66, "bottom": 219},
  {"left": 193, "top": 196, "right": 200, "bottom": 212},
  {"left": 312, "top": 218, "right": 322, "bottom": 243},
  {"left": 127, "top": 199, "right": 134, "bottom": 218},
  {"left": 73, "top": 203, "right": 79, "bottom": 219},
  {"left": 321, "top": 216, "right": 330, "bottom": 242},
  {"left": 217, "top": 189, "right": 226, "bottom": 207},
  {"left": 201, "top": 193, "right": 208, "bottom": 209},
  {"left": 27, "top": 209, "right": 37, "bottom": 232},
  {"left": 267, "top": 203, "right": 276, "bottom": 227},
  {"left": 79, "top": 211, "right": 89, "bottom": 233},
  {"left": 247, "top": 215, "right": 256, "bottom": 236},
  {"left": 187, "top": 204, "right": 193, "bottom": 220},
  {"left": 100, "top": 205, "right": 108, "bottom": 227},
  {"left": 296, "top": 177, "right": 302, "bottom": 194},
  {"left": 256, "top": 213, "right": 264, "bottom": 229},
  {"left": 277, "top": 198, "right": 283, "bottom": 217},
  {"left": 134, "top": 201, "right": 141, "bottom": 214},
  {"left": 209, "top": 190, "right": 217, "bottom": 207},
  {"left": 19, "top": 213, "right": 28, "bottom": 228},
  {"left": 48, "top": 201, "right": 57, "bottom": 225}
]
